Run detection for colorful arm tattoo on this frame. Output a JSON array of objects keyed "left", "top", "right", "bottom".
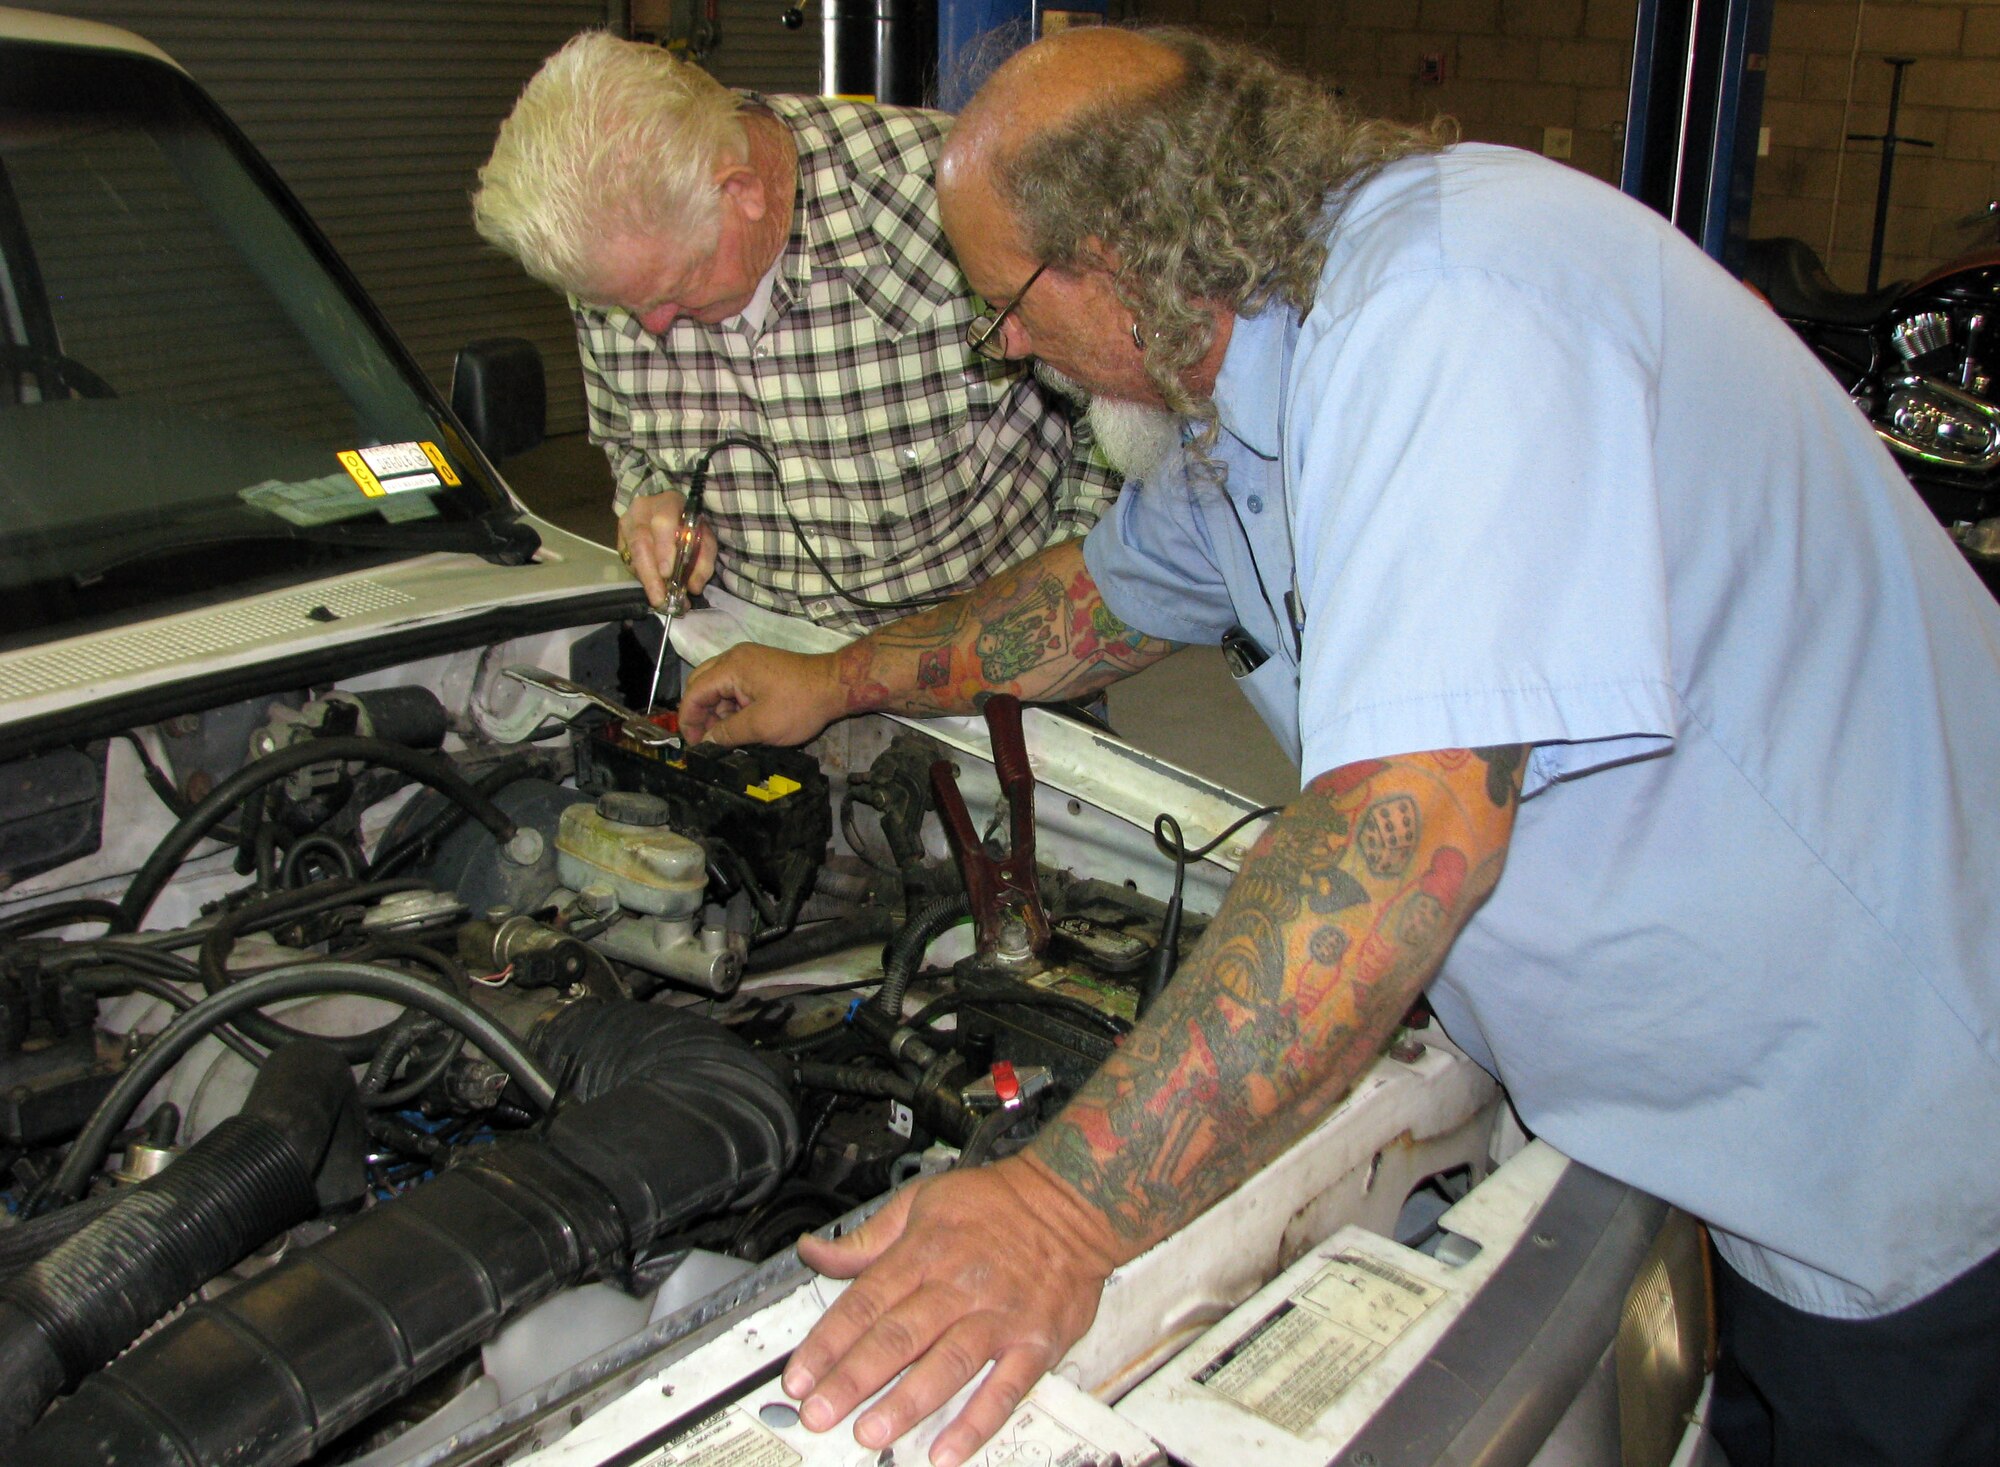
[
  {"left": 1028, "top": 746, "right": 1525, "bottom": 1250},
  {"left": 832, "top": 538, "right": 1175, "bottom": 717}
]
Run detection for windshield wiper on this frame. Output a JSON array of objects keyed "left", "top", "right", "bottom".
[{"left": 69, "top": 508, "right": 541, "bottom": 590}]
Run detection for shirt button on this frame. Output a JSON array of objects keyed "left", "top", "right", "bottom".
[
  {"left": 756, "top": 344, "right": 770, "bottom": 359},
  {"left": 1246, "top": 494, "right": 1264, "bottom": 514},
  {"left": 901, "top": 447, "right": 920, "bottom": 466}
]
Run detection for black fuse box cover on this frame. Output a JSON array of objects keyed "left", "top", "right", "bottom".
[{"left": 575, "top": 722, "right": 831, "bottom": 898}]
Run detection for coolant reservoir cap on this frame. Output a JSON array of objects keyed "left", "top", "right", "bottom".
[{"left": 596, "top": 790, "right": 672, "bottom": 827}]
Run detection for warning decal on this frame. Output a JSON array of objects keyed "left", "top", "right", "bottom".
[
  {"left": 626, "top": 1406, "right": 801, "bottom": 1467},
  {"left": 1192, "top": 1250, "right": 1443, "bottom": 1436},
  {"left": 338, "top": 441, "right": 456, "bottom": 499}
]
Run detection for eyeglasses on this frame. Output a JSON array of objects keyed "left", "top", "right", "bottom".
[{"left": 965, "top": 262, "right": 1048, "bottom": 361}]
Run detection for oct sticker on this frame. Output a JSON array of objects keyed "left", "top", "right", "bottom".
[{"left": 338, "top": 440, "right": 460, "bottom": 497}]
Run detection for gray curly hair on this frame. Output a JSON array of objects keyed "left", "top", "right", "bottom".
[
  {"left": 472, "top": 32, "right": 748, "bottom": 298},
  {"left": 996, "top": 28, "right": 1455, "bottom": 432}
]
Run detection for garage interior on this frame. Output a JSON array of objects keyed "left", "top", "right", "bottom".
[
  {"left": 22, "top": 0, "right": 1998, "bottom": 807},
  {"left": 1, "top": 2, "right": 1996, "bottom": 1462}
]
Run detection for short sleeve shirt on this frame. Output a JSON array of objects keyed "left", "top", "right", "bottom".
[{"left": 1086, "top": 145, "right": 2000, "bottom": 1318}]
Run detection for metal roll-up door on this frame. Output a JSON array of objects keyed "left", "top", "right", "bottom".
[
  {"left": 35, "top": 1, "right": 611, "bottom": 435},
  {"left": 704, "top": 1, "right": 820, "bottom": 94}
]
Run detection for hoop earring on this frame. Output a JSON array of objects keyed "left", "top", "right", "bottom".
[{"left": 1130, "top": 323, "right": 1144, "bottom": 352}]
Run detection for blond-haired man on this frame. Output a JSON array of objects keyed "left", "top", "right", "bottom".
[{"left": 474, "top": 32, "right": 1116, "bottom": 629}]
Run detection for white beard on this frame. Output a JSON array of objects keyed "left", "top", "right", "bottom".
[{"left": 1035, "top": 362, "right": 1184, "bottom": 482}]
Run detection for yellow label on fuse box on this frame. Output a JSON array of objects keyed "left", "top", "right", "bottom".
[{"left": 744, "top": 774, "right": 802, "bottom": 803}]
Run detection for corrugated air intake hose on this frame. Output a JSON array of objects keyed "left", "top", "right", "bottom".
[
  {"left": 17, "top": 1001, "right": 797, "bottom": 1466},
  {"left": 0, "top": 1041, "right": 363, "bottom": 1447}
]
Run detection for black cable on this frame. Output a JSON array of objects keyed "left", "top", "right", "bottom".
[
  {"left": 1137, "top": 804, "right": 1283, "bottom": 1019},
  {"left": 791, "top": 1061, "right": 917, "bottom": 1103},
  {"left": 280, "top": 833, "right": 360, "bottom": 887},
  {"left": 36, "top": 960, "right": 556, "bottom": 1210},
  {"left": 870, "top": 894, "right": 971, "bottom": 1023},
  {"left": 113, "top": 732, "right": 193, "bottom": 821},
  {"left": 750, "top": 877, "right": 812, "bottom": 947},
  {"left": 41, "top": 939, "right": 272, "bottom": 1067},
  {"left": 197, "top": 879, "right": 431, "bottom": 1061},
  {"left": 63, "top": 969, "right": 266, "bottom": 1067},
  {"left": 360, "top": 1012, "right": 461, "bottom": 1110},
  {"left": 0, "top": 900, "right": 126, "bottom": 940},
  {"left": 365, "top": 750, "right": 553, "bottom": 880},
  {"left": 906, "top": 989, "right": 1131, "bottom": 1040},
  {"left": 742, "top": 910, "right": 898, "bottom": 975},
  {"left": 117, "top": 735, "right": 517, "bottom": 932},
  {"left": 252, "top": 820, "right": 285, "bottom": 891},
  {"left": 344, "top": 937, "right": 472, "bottom": 1108},
  {"left": 689, "top": 434, "right": 956, "bottom": 613}
]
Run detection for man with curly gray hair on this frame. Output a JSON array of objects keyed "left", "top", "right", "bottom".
[
  {"left": 682, "top": 25, "right": 2000, "bottom": 1467},
  {"left": 472, "top": 32, "right": 1117, "bottom": 631}
]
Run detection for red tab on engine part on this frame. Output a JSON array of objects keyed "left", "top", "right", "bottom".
[{"left": 992, "top": 1061, "right": 1021, "bottom": 1106}]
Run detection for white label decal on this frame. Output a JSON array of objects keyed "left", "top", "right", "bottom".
[
  {"left": 629, "top": 1405, "right": 801, "bottom": 1467},
  {"left": 1192, "top": 1251, "right": 1443, "bottom": 1436}
]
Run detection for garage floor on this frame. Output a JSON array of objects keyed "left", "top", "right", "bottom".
[{"left": 502, "top": 433, "right": 1301, "bottom": 809}]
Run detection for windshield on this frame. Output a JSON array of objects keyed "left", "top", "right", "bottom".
[{"left": 0, "top": 40, "right": 509, "bottom": 652}]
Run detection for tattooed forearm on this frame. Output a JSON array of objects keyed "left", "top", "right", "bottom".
[
  {"left": 1028, "top": 748, "right": 1524, "bottom": 1250},
  {"left": 832, "top": 538, "right": 1174, "bottom": 718}
]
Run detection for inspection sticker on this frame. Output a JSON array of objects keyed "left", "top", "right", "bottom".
[
  {"left": 337, "top": 440, "right": 456, "bottom": 498},
  {"left": 626, "top": 1405, "right": 799, "bottom": 1467},
  {"left": 1192, "top": 1251, "right": 1444, "bottom": 1436}
]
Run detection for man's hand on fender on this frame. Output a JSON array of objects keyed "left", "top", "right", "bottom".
[
  {"left": 784, "top": 1154, "right": 1125, "bottom": 1467},
  {"left": 618, "top": 489, "right": 718, "bottom": 608},
  {"left": 679, "top": 643, "right": 845, "bottom": 747}
]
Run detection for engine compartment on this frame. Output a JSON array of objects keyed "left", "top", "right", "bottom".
[{"left": 0, "top": 614, "right": 1289, "bottom": 1464}]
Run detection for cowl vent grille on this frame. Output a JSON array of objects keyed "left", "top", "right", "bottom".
[{"left": 0, "top": 579, "right": 416, "bottom": 701}]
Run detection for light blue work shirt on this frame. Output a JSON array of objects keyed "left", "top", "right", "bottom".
[{"left": 1084, "top": 144, "right": 2000, "bottom": 1319}]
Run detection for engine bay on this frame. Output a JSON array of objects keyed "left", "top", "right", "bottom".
[{"left": 0, "top": 614, "right": 1294, "bottom": 1464}]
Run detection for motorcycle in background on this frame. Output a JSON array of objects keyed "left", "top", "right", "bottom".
[{"left": 1744, "top": 201, "right": 2000, "bottom": 597}]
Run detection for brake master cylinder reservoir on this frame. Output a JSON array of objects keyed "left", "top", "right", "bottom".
[{"left": 555, "top": 793, "right": 704, "bottom": 918}]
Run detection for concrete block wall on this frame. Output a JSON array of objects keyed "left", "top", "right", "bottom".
[
  {"left": 1130, "top": 0, "right": 1639, "bottom": 186},
  {"left": 1757, "top": 1, "right": 2000, "bottom": 290}
]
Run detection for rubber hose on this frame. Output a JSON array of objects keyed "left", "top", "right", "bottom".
[
  {"left": 0, "top": 1194, "right": 121, "bottom": 1279},
  {"left": 366, "top": 750, "right": 553, "bottom": 880},
  {"left": 793, "top": 1061, "right": 919, "bottom": 1104},
  {"left": 360, "top": 1012, "right": 461, "bottom": 1110},
  {"left": 279, "top": 833, "right": 360, "bottom": 886},
  {"left": 39, "top": 962, "right": 557, "bottom": 1210},
  {"left": 117, "top": 736, "right": 517, "bottom": 932},
  {"left": 0, "top": 1042, "right": 356, "bottom": 1446},
  {"left": 197, "top": 879, "right": 430, "bottom": 1061},
  {"left": 22, "top": 1003, "right": 796, "bottom": 1467},
  {"left": 0, "top": 899, "right": 126, "bottom": 940},
  {"left": 744, "top": 909, "right": 898, "bottom": 974},
  {"left": 869, "top": 893, "right": 970, "bottom": 1024},
  {"left": 65, "top": 969, "right": 268, "bottom": 1068}
]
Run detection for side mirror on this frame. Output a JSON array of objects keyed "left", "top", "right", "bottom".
[{"left": 451, "top": 338, "right": 545, "bottom": 463}]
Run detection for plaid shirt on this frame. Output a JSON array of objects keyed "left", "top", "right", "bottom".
[{"left": 574, "top": 95, "right": 1119, "bottom": 632}]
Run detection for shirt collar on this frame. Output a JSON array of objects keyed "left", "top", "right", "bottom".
[{"left": 1210, "top": 305, "right": 1291, "bottom": 462}]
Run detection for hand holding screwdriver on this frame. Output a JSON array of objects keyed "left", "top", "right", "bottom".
[{"left": 617, "top": 488, "right": 718, "bottom": 610}]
